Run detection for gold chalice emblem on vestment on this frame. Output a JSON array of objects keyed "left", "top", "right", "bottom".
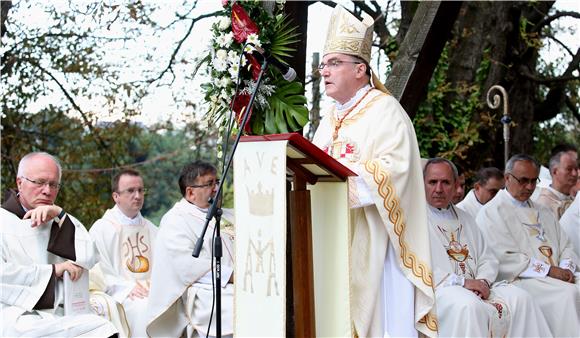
[
  {"left": 447, "top": 240, "right": 469, "bottom": 262},
  {"left": 538, "top": 245, "right": 555, "bottom": 266}
]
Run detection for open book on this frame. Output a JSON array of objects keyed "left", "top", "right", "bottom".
[{"left": 63, "top": 270, "right": 91, "bottom": 315}]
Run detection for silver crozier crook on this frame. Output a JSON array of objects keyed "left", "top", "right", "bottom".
[{"left": 486, "top": 85, "right": 511, "bottom": 165}]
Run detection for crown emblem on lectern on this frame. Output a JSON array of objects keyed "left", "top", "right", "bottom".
[{"left": 246, "top": 182, "right": 274, "bottom": 216}]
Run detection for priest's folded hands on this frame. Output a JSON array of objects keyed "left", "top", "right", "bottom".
[
  {"left": 548, "top": 266, "right": 575, "bottom": 283},
  {"left": 463, "top": 278, "right": 490, "bottom": 299}
]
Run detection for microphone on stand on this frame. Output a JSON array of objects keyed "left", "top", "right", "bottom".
[{"left": 249, "top": 45, "right": 297, "bottom": 81}]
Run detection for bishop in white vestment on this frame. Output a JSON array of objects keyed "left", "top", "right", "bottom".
[
  {"left": 145, "top": 161, "right": 234, "bottom": 338},
  {"left": 476, "top": 155, "right": 580, "bottom": 337},
  {"left": 312, "top": 6, "right": 435, "bottom": 336}
]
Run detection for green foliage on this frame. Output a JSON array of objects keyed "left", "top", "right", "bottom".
[
  {"left": 260, "top": 79, "right": 309, "bottom": 134},
  {"left": 532, "top": 111, "right": 580, "bottom": 166},
  {"left": 270, "top": 14, "right": 301, "bottom": 64},
  {"left": 200, "top": 0, "right": 308, "bottom": 135},
  {"left": 413, "top": 45, "right": 487, "bottom": 163}
]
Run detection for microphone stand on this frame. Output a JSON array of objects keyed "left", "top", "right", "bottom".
[{"left": 192, "top": 56, "right": 270, "bottom": 338}]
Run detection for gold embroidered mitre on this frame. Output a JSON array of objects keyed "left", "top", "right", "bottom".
[{"left": 323, "top": 5, "right": 374, "bottom": 63}]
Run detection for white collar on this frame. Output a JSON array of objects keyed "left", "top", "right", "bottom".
[
  {"left": 112, "top": 205, "right": 142, "bottom": 226},
  {"left": 504, "top": 189, "right": 530, "bottom": 208},
  {"left": 177, "top": 198, "right": 209, "bottom": 215},
  {"left": 546, "top": 185, "right": 571, "bottom": 200},
  {"left": 427, "top": 205, "right": 456, "bottom": 220},
  {"left": 335, "top": 84, "right": 371, "bottom": 115}
]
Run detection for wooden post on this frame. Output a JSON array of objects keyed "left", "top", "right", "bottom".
[
  {"left": 385, "top": 1, "right": 462, "bottom": 117},
  {"left": 288, "top": 174, "right": 315, "bottom": 337}
]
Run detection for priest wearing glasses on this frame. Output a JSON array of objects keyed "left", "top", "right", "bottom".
[
  {"left": 476, "top": 154, "right": 580, "bottom": 337},
  {"left": 0, "top": 152, "right": 118, "bottom": 337},
  {"left": 423, "top": 158, "right": 550, "bottom": 337}
]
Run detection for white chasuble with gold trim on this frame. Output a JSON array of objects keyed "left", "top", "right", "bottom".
[
  {"left": 477, "top": 189, "right": 580, "bottom": 337},
  {"left": 313, "top": 88, "right": 436, "bottom": 337},
  {"left": 427, "top": 206, "right": 552, "bottom": 337},
  {"left": 89, "top": 206, "right": 158, "bottom": 337}
]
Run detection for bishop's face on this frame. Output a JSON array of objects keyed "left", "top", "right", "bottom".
[
  {"left": 424, "top": 162, "right": 456, "bottom": 209},
  {"left": 320, "top": 53, "right": 368, "bottom": 104},
  {"left": 505, "top": 160, "right": 539, "bottom": 202}
]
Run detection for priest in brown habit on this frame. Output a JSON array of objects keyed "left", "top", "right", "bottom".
[{"left": 0, "top": 152, "right": 118, "bottom": 337}]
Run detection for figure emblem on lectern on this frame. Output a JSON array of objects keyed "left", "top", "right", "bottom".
[{"left": 243, "top": 229, "right": 280, "bottom": 297}]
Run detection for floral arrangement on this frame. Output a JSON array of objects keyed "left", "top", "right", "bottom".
[{"left": 200, "top": 0, "right": 308, "bottom": 135}]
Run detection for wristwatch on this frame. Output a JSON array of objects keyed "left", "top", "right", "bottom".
[{"left": 55, "top": 209, "right": 66, "bottom": 223}]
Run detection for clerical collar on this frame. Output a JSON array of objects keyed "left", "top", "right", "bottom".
[
  {"left": 547, "top": 185, "right": 571, "bottom": 200},
  {"left": 112, "top": 205, "right": 142, "bottom": 226},
  {"left": 427, "top": 205, "right": 456, "bottom": 220},
  {"left": 505, "top": 190, "right": 530, "bottom": 208},
  {"left": 184, "top": 198, "right": 209, "bottom": 213},
  {"left": 471, "top": 190, "right": 484, "bottom": 206},
  {"left": 335, "top": 84, "right": 371, "bottom": 115}
]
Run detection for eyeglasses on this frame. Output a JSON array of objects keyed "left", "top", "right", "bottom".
[
  {"left": 117, "top": 188, "right": 148, "bottom": 195},
  {"left": 507, "top": 173, "right": 540, "bottom": 186},
  {"left": 189, "top": 179, "right": 220, "bottom": 189},
  {"left": 22, "top": 176, "right": 61, "bottom": 190},
  {"left": 317, "top": 59, "right": 362, "bottom": 70}
]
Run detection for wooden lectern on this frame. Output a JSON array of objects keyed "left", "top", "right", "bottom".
[{"left": 233, "top": 133, "right": 356, "bottom": 337}]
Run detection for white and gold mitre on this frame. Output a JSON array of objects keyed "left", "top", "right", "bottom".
[{"left": 323, "top": 5, "right": 374, "bottom": 63}]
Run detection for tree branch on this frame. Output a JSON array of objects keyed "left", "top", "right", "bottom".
[
  {"left": 29, "top": 59, "right": 120, "bottom": 166},
  {"left": 1, "top": 1, "right": 12, "bottom": 38},
  {"left": 520, "top": 70, "right": 580, "bottom": 84},
  {"left": 566, "top": 96, "right": 580, "bottom": 124},
  {"left": 545, "top": 32, "right": 574, "bottom": 57},
  {"left": 522, "top": 47, "right": 580, "bottom": 84},
  {"left": 151, "top": 10, "right": 221, "bottom": 84},
  {"left": 533, "top": 10, "right": 580, "bottom": 32}
]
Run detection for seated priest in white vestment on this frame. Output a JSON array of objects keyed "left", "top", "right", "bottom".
[
  {"left": 311, "top": 6, "right": 436, "bottom": 337},
  {"left": 89, "top": 169, "right": 158, "bottom": 337},
  {"left": 456, "top": 166, "right": 504, "bottom": 220},
  {"left": 145, "top": 161, "right": 234, "bottom": 338},
  {"left": 423, "top": 158, "right": 551, "bottom": 337},
  {"left": 477, "top": 154, "right": 580, "bottom": 337},
  {"left": 533, "top": 146, "right": 578, "bottom": 219},
  {"left": 0, "top": 152, "right": 117, "bottom": 337},
  {"left": 560, "top": 193, "right": 580, "bottom": 257}
]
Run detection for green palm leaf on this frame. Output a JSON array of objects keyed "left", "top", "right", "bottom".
[
  {"left": 270, "top": 14, "right": 300, "bottom": 65},
  {"left": 264, "top": 81, "right": 309, "bottom": 134}
]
